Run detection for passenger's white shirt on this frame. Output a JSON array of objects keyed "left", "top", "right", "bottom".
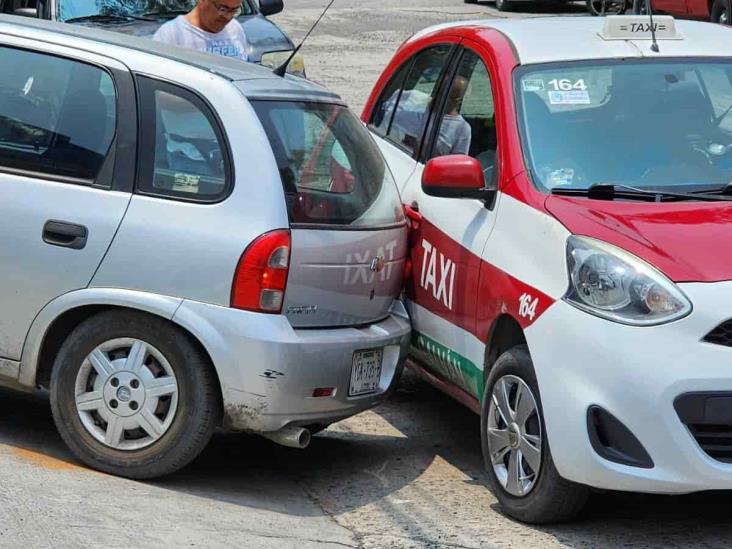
[
  {"left": 153, "top": 16, "right": 249, "bottom": 61},
  {"left": 434, "top": 114, "right": 472, "bottom": 157}
]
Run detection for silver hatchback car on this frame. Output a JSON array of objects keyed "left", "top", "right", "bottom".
[{"left": 0, "top": 15, "right": 410, "bottom": 478}]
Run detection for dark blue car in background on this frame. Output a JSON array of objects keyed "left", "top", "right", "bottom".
[{"left": 0, "top": 0, "right": 298, "bottom": 69}]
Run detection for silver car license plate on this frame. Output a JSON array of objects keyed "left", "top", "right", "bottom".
[{"left": 349, "top": 349, "right": 383, "bottom": 396}]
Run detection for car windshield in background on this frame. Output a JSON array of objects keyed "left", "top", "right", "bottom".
[
  {"left": 252, "top": 100, "right": 404, "bottom": 227},
  {"left": 516, "top": 59, "right": 732, "bottom": 193},
  {"left": 59, "top": 0, "right": 254, "bottom": 22}
]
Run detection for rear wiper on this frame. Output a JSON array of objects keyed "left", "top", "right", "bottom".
[
  {"left": 551, "top": 182, "right": 732, "bottom": 202},
  {"left": 66, "top": 13, "right": 153, "bottom": 23}
]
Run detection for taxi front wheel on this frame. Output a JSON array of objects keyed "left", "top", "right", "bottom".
[
  {"left": 711, "top": 0, "right": 731, "bottom": 24},
  {"left": 480, "top": 345, "right": 589, "bottom": 523}
]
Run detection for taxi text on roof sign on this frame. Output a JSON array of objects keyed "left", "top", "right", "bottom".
[{"left": 599, "top": 15, "right": 682, "bottom": 41}]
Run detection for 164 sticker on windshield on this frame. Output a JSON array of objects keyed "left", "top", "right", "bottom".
[{"left": 547, "top": 77, "right": 591, "bottom": 105}]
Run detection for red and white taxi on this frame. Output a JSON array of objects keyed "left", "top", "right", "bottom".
[{"left": 363, "top": 15, "right": 732, "bottom": 522}]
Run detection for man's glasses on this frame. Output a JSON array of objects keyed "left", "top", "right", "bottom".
[{"left": 210, "top": 0, "right": 242, "bottom": 17}]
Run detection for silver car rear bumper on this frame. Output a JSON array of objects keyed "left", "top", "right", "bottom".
[{"left": 173, "top": 299, "right": 411, "bottom": 432}]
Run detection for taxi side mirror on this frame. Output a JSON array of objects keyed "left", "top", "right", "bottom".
[
  {"left": 259, "top": 0, "right": 283, "bottom": 16},
  {"left": 422, "top": 155, "right": 495, "bottom": 201}
]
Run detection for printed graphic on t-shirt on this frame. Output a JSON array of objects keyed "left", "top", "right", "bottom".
[{"left": 206, "top": 40, "right": 242, "bottom": 58}]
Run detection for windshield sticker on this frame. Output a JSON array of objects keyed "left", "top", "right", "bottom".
[
  {"left": 522, "top": 79, "right": 545, "bottom": 92},
  {"left": 173, "top": 173, "right": 201, "bottom": 194},
  {"left": 547, "top": 168, "right": 575, "bottom": 187},
  {"left": 548, "top": 90, "right": 591, "bottom": 105},
  {"left": 548, "top": 78, "right": 587, "bottom": 91}
]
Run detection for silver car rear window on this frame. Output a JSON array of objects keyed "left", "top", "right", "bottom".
[{"left": 252, "top": 100, "right": 405, "bottom": 227}]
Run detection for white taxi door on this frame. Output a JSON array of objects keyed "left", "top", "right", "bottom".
[{"left": 396, "top": 43, "right": 502, "bottom": 398}]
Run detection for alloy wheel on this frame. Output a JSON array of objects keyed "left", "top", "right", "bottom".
[{"left": 486, "top": 375, "right": 542, "bottom": 497}]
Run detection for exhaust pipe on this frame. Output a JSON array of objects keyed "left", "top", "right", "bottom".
[{"left": 261, "top": 425, "right": 311, "bottom": 449}]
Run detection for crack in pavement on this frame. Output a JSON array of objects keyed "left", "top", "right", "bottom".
[
  {"left": 358, "top": 531, "right": 496, "bottom": 549},
  {"left": 239, "top": 529, "right": 359, "bottom": 549},
  {"left": 296, "top": 478, "right": 363, "bottom": 549}
]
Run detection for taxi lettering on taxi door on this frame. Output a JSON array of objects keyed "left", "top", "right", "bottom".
[{"left": 420, "top": 239, "right": 456, "bottom": 310}]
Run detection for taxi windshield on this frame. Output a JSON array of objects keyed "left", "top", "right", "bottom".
[
  {"left": 58, "top": 0, "right": 254, "bottom": 22},
  {"left": 516, "top": 59, "right": 732, "bottom": 193}
]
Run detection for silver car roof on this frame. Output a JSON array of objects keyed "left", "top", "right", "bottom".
[
  {"left": 0, "top": 14, "right": 343, "bottom": 104},
  {"left": 407, "top": 17, "right": 732, "bottom": 65}
]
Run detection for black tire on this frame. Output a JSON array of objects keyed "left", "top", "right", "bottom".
[
  {"left": 711, "top": 0, "right": 731, "bottom": 23},
  {"left": 586, "top": 0, "right": 627, "bottom": 15},
  {"left": 481, "top": 345, "right": 589, "bottom": 524},
  {"left": 464, "top": 0, "right": 479, "bottom": 3},
  {"left": 495, "top": 0, "right": 515, "bottom": 11},
  {"left": 50, "top": 310, "right": 221, "bottom": 479},
  {"left": 631, "top": 0, "right": 648, "bottom": 13}
]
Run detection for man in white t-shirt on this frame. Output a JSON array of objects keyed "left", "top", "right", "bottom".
[{"left": 152, "top": 0, "right": 249, "bottom": 61}]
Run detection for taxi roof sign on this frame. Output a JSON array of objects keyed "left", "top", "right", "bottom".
[{"left": 599, "top": 15, "right": 682, "bottom": 41}]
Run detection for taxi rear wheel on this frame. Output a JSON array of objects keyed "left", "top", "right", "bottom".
[
  {"left": 586, "top": 0, "right": 627, "bottom": 15},
  {"left": 495, "top": 0, "right": 515, "bottom": 12},
  {"left": 712, "top": 0, "right": 731, "bottom": 24},
  {"left": 480, "top": 345, "right": 589, "bottom": 524}
]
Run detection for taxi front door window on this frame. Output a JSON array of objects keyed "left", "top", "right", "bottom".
[
  {"left": 384, "top": 45, "right": 451, "bottom": 158},
  {"left": 430, "top": 50, "right": 497, "bottom": 185}
]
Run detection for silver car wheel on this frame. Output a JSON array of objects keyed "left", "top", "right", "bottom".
[
  {"left": 74, "top": 338, "right": 179, "bottom": 451},
  {"left": 487, "top": 375, "right": 542, "bottom": 497}
]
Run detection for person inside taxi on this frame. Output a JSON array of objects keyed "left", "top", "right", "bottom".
[
  {"left": 383, "top": 75, "right": 472, "bottom": 156},
  {"left": 433, "top": 75, "right": 472, "bottom": 157},
  {"left": 152, "top": 0, "right": 249, "bottom": 60}
]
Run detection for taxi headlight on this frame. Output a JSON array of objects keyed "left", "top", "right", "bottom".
[
  {"left": 564, "top": 236, "right": 691, "bottom": 326},
  {"left": 260, "top": 50, "right": 306, "bottom": 77}
]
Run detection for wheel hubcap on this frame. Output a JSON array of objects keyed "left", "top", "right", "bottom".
[
  {"left": 487, "top": 375, "right": 542, "bottom": 497},
  {"left": 508, "top": 423, "right": 521, "bottom": 448},
  {"left": 74, "top": 338, "right": 179, "bottom": 451}
]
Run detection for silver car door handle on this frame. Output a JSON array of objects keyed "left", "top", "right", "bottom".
[{"left": 42, "top": 220, "right": 88, "bottom": 250}]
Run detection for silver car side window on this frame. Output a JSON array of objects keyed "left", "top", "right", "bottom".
[
  {"left": 153, "top": 90, "right": 226, "bottom": 196},
  {"left": 135, "top": 76, "right": 231, "bottom": 202},
  {"left": 0, "top": 46, "right": 116, "bottom": 182}
]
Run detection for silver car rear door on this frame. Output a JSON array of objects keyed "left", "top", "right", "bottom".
[{"left": 0, "top": 35, "right": 135, "bottom": 361}]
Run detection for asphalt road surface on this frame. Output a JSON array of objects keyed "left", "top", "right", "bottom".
[
  {"left": 270, "top": 0, "right": 586, "bottom": 111},
  {"left": 3, "top": 370, "right": 732, "bottom": 548}
]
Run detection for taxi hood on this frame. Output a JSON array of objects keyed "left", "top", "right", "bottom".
[{"left": 545, "top": 195, "right": 732, "bottom": 283}]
